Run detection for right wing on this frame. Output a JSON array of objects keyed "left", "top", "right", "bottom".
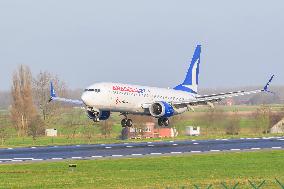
[
  {"left": 173, "top": 75, "right": 275, "bottom": 107},
  {"left": 49, "top": 82, "right": 85, "bottom": 106}
]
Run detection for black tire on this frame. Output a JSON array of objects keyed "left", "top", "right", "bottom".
[
  {"left": 163, "top": 118, "right": 170, "bottom": 127},
  {"left": 126, "top": 119, "right": 133, "bottom": 127},
  {"left": 121, "top": 119, "right": 127, "bottom": 127},
  {"left": 158, "top": 118, "right": 164, "bottom": 126}
]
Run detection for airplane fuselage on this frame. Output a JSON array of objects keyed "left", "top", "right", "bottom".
[{"left": 81, "top": 82, "right": 197, "bottom": 114}]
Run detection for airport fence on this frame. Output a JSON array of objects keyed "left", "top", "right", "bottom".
[{"left": 164, "top": 178, "right": 284, "bottom": 189}]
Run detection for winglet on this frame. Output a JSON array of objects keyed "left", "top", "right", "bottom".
[
  {"left": 263, "top": 75, "right": 275, "bottom": 93},
  {"left": 50, "top": 82, "right": 56, "bottom": 100}
]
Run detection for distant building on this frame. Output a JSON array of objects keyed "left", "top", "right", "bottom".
[
  {"left": 226, "top": 98, "right": 234, "bottom": 106},
  {"left": 185, "top": 126, "right": 200, "bottom": 136},
  {"left": 45, "top": 129, "right": 58, "bottom": 137},
  {"left": 270, "top": 118, "right": 284, "bottom": 133},
  {"left": 122, "top": 122, "right": 178, "bottom": 139}
]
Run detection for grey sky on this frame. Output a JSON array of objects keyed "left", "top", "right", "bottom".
[{"left": 0, "top": 0, "right": 283, "bottom": 91}]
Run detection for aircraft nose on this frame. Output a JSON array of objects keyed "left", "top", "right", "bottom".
[{"left": 81, "top": 92, "right": 91, "bottom": 106}]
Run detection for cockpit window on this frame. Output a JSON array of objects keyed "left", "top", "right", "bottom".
[{"left": 84, "top": 89, "right": 100, "bottom": 92}]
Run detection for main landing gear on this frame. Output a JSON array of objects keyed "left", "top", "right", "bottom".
[
  {"left": 158, "top": 117, "right": 170, "bottom": 127},
  {"left": 120, "top": 113, "right": 133, "bottom": 127},
  {"left": 121, "top": 118, "right": 133, "bottom": 127}
]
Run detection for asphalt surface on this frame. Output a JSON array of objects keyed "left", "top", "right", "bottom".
[{"left": 0, "top": 136, "right": 284, "bottom": 163}]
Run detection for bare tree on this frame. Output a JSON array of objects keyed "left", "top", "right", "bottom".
[
  {"left": 10, "top": 65, "right": 38, "bottom": 136},
  {"left": 33, "top": 71, "right": 69, "bottom": 123},
  {"left": 225, "top": 110, "right": 240, "bottom": 135},
  {"left": 253, "top": 105, "right": 271, "bottom": 134},
  {"left": 28, "top": 115, "right": 45, "bottom": 144}
]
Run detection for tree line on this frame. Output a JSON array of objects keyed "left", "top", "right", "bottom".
[{"left": 9, "top": 65, "right": 68, "bottom": 140}]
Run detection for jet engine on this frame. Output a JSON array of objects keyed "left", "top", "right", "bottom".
[
  {"left": 87, "top": 110, "right": 110, "bottom": 121},
  {"left": 149, "top": 101, "right": 175, "bottom": 118}
]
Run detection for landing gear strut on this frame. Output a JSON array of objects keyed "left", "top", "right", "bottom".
[
  {"left": 120, "top": 113, "right": 133, "bottom": 127},
  {"left": 158, "top": 117, "right": 170, "bottom": 127}
]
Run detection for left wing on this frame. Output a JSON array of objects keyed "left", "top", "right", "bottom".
[
  {"left": 49, "top": 82, "right": 85, "bottom": 106},
  {"left": 173, "top": 75, "right": 275, "bottom": 107}
]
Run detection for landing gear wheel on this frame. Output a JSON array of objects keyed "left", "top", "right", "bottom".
[
  {"left": 121, "top": 119, "right": 127, "bottom": 127},
  {"left": 158, "top": 118, "right": 170, "bottom": 127},
  {"left": 163, "top": 118, "right": 169, "bottom": 127},
  {"left": 126, "top": 119, "right": 133, "bottom": 127},
  {"left": 158, "top": 118, "right": 164, "bottom": 126},
  {"left": 93, "top": 118, "right": 99, "bottom": 123}
]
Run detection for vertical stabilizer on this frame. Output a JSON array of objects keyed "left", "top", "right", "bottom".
[{"left": 174, "top": 45, "right": 201, "bottom": 94}]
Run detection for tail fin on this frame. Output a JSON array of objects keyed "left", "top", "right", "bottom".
[{"left": 174, "top": 45, "right": 201, "bottom": 94}]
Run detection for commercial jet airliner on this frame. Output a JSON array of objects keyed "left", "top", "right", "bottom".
[{"left": 50, "top": 45, "right": 274, "bottom": 127}]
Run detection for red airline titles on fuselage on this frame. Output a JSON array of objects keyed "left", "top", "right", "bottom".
[{"left": 113, "top": 85, "right": 146, "bottom": 94}]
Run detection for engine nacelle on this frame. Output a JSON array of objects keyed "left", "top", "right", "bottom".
[
  {"left": 149, "top": 101, "right": 175, "bottom": 118},
  {"left": 87, "top": 110, "right": 110, "bottom": 121}
]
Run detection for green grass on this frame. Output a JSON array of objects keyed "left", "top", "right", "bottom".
[{"left": 0, "top": 150, "right": 284, "bottom": 189}]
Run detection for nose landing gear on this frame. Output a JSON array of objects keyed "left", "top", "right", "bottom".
[{"left": 158, "top": 117, "right": 170, "bottom": 127}]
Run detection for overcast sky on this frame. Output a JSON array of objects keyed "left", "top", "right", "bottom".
[{"left": 0, "top": 0, "right": 283, "bottom": 91}]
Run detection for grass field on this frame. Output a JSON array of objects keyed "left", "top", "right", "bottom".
[
  {"left": 1, "top": 105, "right": 284, "bottom": 148},
  {"left": 0, "top": 150, "right": 284, "bottom": 189}
]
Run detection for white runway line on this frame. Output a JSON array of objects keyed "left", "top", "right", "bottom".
[
  {"left": 147, "top": 145, "right": 154, "bottom": 147},
  {"left": 7, "top": 148, "right": 13, "bottom": 150},
  {"left": 13, "top": 158, "right": 34, "bottom": 160},
  {"left": 272, "top": 147, "right": 282, "bottom": 149},
  {"left": 72, "top": 157, "right": 82, "bottom": 159},
  {"left": 31, "top": 147, "right": 37, "bottom": 149},
  {"left": 112, "top": 155, "right": 123, "bottom": 157},
  {"left": 76, "top": 145, "right": 81, "bottom": 147},
  {"left": 172, "top": 144, "right": 178, "bottom": 146},
  {"left": 131, "top": 154, "right": 142, "bottom": 156},
  {"left": 53, "top": 146, "right": 58, "bottom": 148},
  {"left": 169, "top": 141, "right": 174, "bottom": 143},
  {"left": 251, "top": 148, "right": 261, "bottom": 150},
  {"left": 170, "top": 152, "right": 182, "bottom": 154},
  {"left": 92, "top": 156, "right": 102, "bottom": 158},
  {"left": 193, "top": 143, "right": 199, "bottom": 145},
  {"left": 191, "top": 151, "right": 201, "bottom": 153},
  {"left": 230, "top": 149, "right": 241, "bottom": 151},
  {"left": 221, "top": 139, "right": 228, "bottom": 141},
  {"left": 147, "top": 142, "right": 152, "bottom": 144},
  {"left": 126, "top": 146, "right": 133, "bottom": 148},
  {"left": 105, "top": 147, "right": 112, "bottom": 149},
  {"left": 150, "top": 153, "right": 162, "bottom": 155},
  {"left": 192, "top": 140, "right": 196, "bottom": 141},
  {"left": 210, "top": 150, "right": 220, "bottom": 152}
]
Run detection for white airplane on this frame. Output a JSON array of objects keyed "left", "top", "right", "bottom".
[{"left": 50, "top": 45, "right": 275, "bottom": 127}]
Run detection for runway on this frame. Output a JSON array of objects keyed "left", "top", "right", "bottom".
[{"left": 0, "top": 136, "right": 284, "bottom": 163}]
